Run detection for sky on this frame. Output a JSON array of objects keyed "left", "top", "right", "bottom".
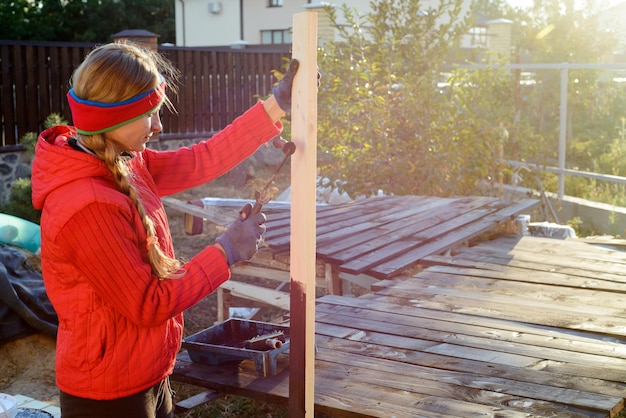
[
  {"left": 506, "top": 0, "right": 533, "bottom": 8},
  {"left": 506, "top": 0, "right": 623, "bottom": 9}
]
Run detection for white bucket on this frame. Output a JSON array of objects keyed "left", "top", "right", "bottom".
[
  {"left": 515, "top": 214, "right": 531, "bottom": 236},
  {"left": 0, "top": 394, "right": 17, "bottom": 418}
]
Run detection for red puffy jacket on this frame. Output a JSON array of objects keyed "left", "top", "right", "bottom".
[{"left": 31, "top": 102, "right": 281, "bottom": 400}]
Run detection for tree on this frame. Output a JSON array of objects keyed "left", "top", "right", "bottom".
[
  {"left": 317, "top": 0, "right": 518, "bottom": 198},
  {"left": 0, "top": 0, "right": 175, "bottom": 43},
  {"left": 0, "top": 0, "right": 37, "bottom": 41}
]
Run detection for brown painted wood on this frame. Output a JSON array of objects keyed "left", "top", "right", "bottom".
[
  {"left": 173, "top": 234, "right": 626, "bottom": 416},
  {"left": 255, "top": 196, "right": 539, "bottom": 280}
]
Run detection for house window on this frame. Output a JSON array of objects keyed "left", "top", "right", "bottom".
[
  {"left": 268, "top": 0, "right": 283, "bottom": 7},
  {"left": 468, "top": 26, "right": 487, "bottom": 48},
  {"left": 261, "top": 29, "right": 291, "bottom": 44}
]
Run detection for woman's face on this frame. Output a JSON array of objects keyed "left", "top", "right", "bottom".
[{"left": 105, "top": 110, "right": 162, "bottom": 153}]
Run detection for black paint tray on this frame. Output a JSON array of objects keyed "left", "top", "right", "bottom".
[{"left": 182, "top": 318, "right": 290, "bottom": 377}]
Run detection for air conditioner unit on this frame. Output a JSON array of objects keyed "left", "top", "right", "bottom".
[{"left": 208, "top": 1, "right": 222, "bottom": 14}]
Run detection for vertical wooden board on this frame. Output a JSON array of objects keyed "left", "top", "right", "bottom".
[
  {"left": 218, "top": 51, "right": 229, "bottom": 127},
  {"left": 225, "top": 51, "right": 234, "bottom": 123},
  {"left": 240, "top": 52, "right": 248, "bottom": 112},
  {"left": 200, "top": 51, "right": 211, "bottom": 133},
  {"left": 183, "top": 50, "right": 195, "bottom": 133},
  {"left": 60, "top": 48, "right": 72, "bottom": 124},
  {"left": 289, "top": 11, "right": 318, "bottom": 418},
  {"left": 157, "top": 48, "right": 173, "bottom": 132},
  {"left": 209, "top": 50, "right": 218, "bottom": 132},
  {"left": 47, "top": 47, "right": 62, "bottom": 122},
  {"left": 37, "top": 46, "right": 51, "bottom": 119},
  {"left": 191, "top": 51, "right": 200, "bottom": 132},
  {"left": 1, "top": 44, "right": 16, "bottom": 145},
  {"left": 13, "top": 45, "right": 27, "bottom": 141},
  {"left": 25, "top": 45, "right": 39, "bottom": 130}
]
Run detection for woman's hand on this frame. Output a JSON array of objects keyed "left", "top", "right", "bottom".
[{"left": 263, "top": 59, "right": 300, "bottom": 122}]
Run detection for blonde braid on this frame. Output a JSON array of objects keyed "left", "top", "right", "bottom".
[{"left": 80, "top": 134, "right": 182, "bottom": 279}]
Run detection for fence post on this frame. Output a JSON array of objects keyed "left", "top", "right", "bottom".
[
  {"left": 289, "top": 10, "right": 318, "bottom": 418},
  {"left": 558, "top": 66, "right": 568, "bottom": 199}
]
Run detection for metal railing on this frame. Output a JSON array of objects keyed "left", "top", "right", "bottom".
[{"left": 464, "top": 62, "right": 626, "bottom": 199}]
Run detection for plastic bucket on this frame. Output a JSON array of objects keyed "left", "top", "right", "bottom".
[
  {"left": 514, "top": 214, "right": 531, "bottom": 236},
  {"left": 0, "top": 393, "right": 18, "bottom": 418},
  {"left": 0, "top": 213, "right": 41, "bottom": 254}
]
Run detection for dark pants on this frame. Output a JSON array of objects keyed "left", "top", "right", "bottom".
[{"left": 59, "top": 377, "right": 174, "bottom": 418}]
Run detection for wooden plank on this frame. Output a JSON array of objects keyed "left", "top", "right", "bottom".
[
  {"left": 317, "top": 294, "right": 626, "bottom": 364},
  {"left": 478, "top": 233, "right": 626, "bottom": 263},
  {"left": 367, "top": 198, "right": 539, "bottom": 278},
  {"left": 37, "top": 45, "right": 51, "bottom": 119},
  {"left": 328, "top": 197, "right": 494, "bottom": 267},
  {"left": 174, "top": 351, "right": 452, "bottom": 418},
  {"left": 376, "top": 279, "right": 626, "bottom": 337},
  {"left": 289, "top": 11, "right": 318, "bottom": 418},
  {"left": 230, "top": 264, "right": 290, "bottom": 282},
  {"left": 340, "top": 205, "right": 495, "bottom": 276},
  {"left": 174, "top": 349, "right": 581, "bottom": 418},
  {"left": 161, "top": 196, "right": 236, "bottom": 225},
  {"left": 313, "top": 358, "right": 576, "bottom": 418},
  {"left": 13, "top": 44, "right": 27, "bottom": 142},
  {"left": 219, "top": 280, "right": 290, "bottom": 311},
  {"left": 314, "top": 196, "right": 458, "bottom": 258},
  {"left": 0, "top": 44, "right": 16, "bottom": 145},
  {"left": 315, "top": 301, "right": 626, "bottom": 375},
  {"left": 175, "top": 390, "right": 221, "bottom": 412},
  {"left": 314, "top": 321, "right": 626, "bottom": 399},
  {"left": 420, "top": 259, "right": 626, "bottom": 293},
  {"left": 458, "top": 234, "right": 626, "bottom": 270},
  {"left": 400, "top": 268, "right": 626, "bottom": 311},
  {"left": 313, "top": 336, "right": 618, "bottom": 417},
  {"left": 314, "top": 313, "right": 626, "bottom": 415},
  {"left": 25, "top": 45, "right": 39, "bottom": 131},
  {"left": 263, "top": 195, "right": 411, "bottom": 244},
  {"left": 452, "top": 243, "right": 626, "bottom": 281}
]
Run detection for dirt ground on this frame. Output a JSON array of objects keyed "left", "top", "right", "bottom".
[{"left": 0, "top": 160, "right": 291, "bottom": 410}]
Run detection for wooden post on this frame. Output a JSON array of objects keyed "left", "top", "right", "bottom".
[{"left": 289, "top": 11, "right": 318, "bottom": 418}]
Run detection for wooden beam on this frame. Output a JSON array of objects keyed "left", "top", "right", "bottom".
[
  {"left": 289, "top": 11, "right": 318, "bottom": 418},
  {"left": 220, "top": 280, "right": 290, "bottom": 311},
  {"left": 174, "top": 390, "right": 221, "bottom": 412}
]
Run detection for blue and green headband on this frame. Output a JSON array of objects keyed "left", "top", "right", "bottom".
[{"left": 67, "top": 79, "right": 166, "bottom": 135}]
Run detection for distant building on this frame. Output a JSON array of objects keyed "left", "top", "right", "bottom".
[
  {"left": 598, "top": 1, "right": 626, "bottom": 60},
  {"left": 174, "top": 0, "right": 511, "bottom": 61}
]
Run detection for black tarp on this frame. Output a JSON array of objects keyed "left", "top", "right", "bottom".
[{"left": 0, "top": 244, "right": 57, "bottom": 345}]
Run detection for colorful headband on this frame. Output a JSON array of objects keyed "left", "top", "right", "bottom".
[{"left": 67, "top": 78, "right": 166, "bottom": 135}]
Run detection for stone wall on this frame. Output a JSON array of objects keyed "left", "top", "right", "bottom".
[{"left": 1, "top": 151, "right": 33, "bottom": 204}]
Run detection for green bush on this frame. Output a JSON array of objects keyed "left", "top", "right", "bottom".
[
  {"left": 0, "top": 178, "right": 41, "bottom": 224},
  {"left": 0, "top": 113, "right": 68, "bottom": 224}
]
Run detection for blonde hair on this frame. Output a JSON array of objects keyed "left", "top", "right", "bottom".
[{"left": 71, "top": 41, "right": 182, "bottom": 279}]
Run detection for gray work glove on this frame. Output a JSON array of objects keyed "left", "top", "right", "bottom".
[
  {"left": 272, "top": 59, "right": 300, "bottom": 113},
  {"left": 215, "top": 203, "right": 266, "bottom": 266}
]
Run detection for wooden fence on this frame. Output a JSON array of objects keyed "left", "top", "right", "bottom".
[{"left": 0, "top": 40, "right": 289, "bottom": 150}]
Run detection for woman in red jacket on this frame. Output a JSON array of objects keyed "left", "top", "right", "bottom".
[{"left": 31, "top": 41, "right": 298, "bottom": 418}]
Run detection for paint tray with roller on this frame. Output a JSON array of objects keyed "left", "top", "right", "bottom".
[{"left": 182, "top": 318, "right": 290, "bottom": 377}]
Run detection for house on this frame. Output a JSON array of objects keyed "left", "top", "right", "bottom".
[
  {"left": 598, "top": 1, "right": 626, "bottom": 60},
  {"left": 174, "top": 0, "right": 512, "bottom": 60}
]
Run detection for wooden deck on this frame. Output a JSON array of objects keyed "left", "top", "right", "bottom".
[
  {"left": 173, "top": 233, "right": 626, "bottom": 417},
  {"left": 260, "top": 195, "right": 539, "bottom": 280},
  {"left": 164, "top": 195, "right": 540, "bottom": 315}
]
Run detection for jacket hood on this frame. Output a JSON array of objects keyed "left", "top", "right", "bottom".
[{"left": 31, "top": 125, "right": 113, "bottom": 210}]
